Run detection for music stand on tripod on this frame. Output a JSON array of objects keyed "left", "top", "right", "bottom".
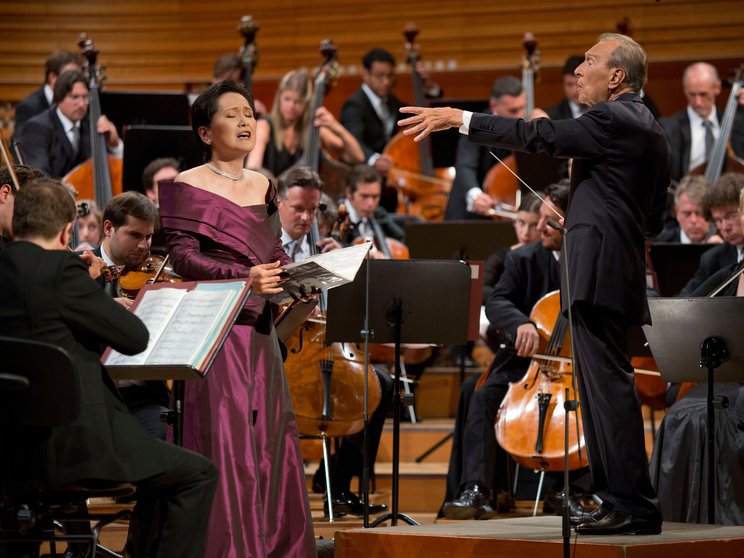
[
  {"left": 643, "top": 297, "right": 744, "bottom": 524},
  {"left": 327, "top": 259, "right": 471, "bottom": 526}
]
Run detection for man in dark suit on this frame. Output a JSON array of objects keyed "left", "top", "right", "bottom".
[
  {"left": 12, "top": 50, "right": 81, "bottom": 142},
  {"left": 660, "top": 62, "right": 744, "bottom": 182},
  {"left": 679, "top": 173, "right": 744, "bottom": 295},
  {"left": 656, "top": 175, "right": 717, "bottom": 244},
  {"left": 546, "top": 55, "right": 588, "bottom": 121},
  {"left": 93, "top": 191, "right": 171, "bottom": 441},
  {"left": 0, "top": 165, "right": 45, "bottom": 250},
  {"left": 401, "top": 32, "right": 669, "bottom": 535},
  {"left": 444, "top": 76, "right": 525, "bottom": 220},
  {"left": 0, "top": 177, "right": 216, "bottom": 558},
  {"left": 441, "top": 182, "right": 567, "bottom": 520},
  {"left": 19, "top": 70, "right": 121, "bottom": 179},
  {"left": 340, "top": 48, "right": 440, "bottom": 178}
]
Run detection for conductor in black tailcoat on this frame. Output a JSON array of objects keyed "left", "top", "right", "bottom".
[
  {"left": 0, "top": 178, "right": 217, "bottom": 558},
  {"left": 399, "top": 32, "right": 670, "bottom": 536}
]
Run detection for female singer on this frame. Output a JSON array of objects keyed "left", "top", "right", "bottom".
[
  {"left": 157, "top": 80, "right": 315, "bottom": 558},
  {"left": 247, "top": 69, "right": 364, "bottom": 176}
]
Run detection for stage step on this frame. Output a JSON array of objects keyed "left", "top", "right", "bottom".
[
  {"left": 414, "top": 366, "right": 481, "bottom": 419},
  {"left": 378, "top": 417, "right": 454, "bottom": 463}
]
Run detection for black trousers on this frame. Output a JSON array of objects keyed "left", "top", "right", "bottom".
[
  {"left": 330, "top": 368, "right": 395, "bottom": 493},
  {"left": 120, "top": 382, "right": 170, "bottom": 441},
  {"left": 571, "top": 302, "right": 660, "bottom": 521}
]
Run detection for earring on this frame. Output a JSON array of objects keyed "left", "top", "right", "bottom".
[{"left": 205, "top": 138, "right": 212, "bottom": 145}]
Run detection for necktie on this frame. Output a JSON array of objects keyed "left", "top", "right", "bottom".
[
  {"left": 69, "top": 125, "right": 81, "bottom": 156},
  {"left": 703, "top": 120, "right": 714, "bottom": 161},
  {"left": 289, "top": 240, "right": 303, "bottom": 262},
  {"left": 378, "top": 100, "right": 394, "bottom": 138}
]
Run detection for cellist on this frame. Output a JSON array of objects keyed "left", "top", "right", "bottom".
[
  {"left": 440, "top": 182, "right": 586, "bottom": 520},
  {"left": 275, "top": 165, "right": 392, "bottom": 517},
  {"left": 18, "top": 70, "right": 121, "bottom": 179}
]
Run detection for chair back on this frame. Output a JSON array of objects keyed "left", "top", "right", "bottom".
[{"left": 0, "top": 336, "right": 80, "bottom": 427}]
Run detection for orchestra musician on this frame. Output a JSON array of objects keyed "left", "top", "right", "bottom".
[
  {"left": 0, "top": 177, "right": 217, "bottom": 558},
  {"left": 157, "top": 80, "right": 315, "bottom": 557},
  {"left": 12, "top": 49, "right": 81, "bottom": 141},
  {"left": 545, "top": 56, "right": 588, "bottom": 120},
  {"left": 679, "top": 173, "right": 744, "bottom": 295},
  {"left": 275, "top": 166, "right": 392, "bottom": 517},
  {"left": 142, "top": 157, "right": 180, "bottom": 207},
  {"left": 93, "top": 191, "right": 170, "bottom": 441},
  {"left": 444, "top": 76, "right": 526, "bottom": 221},
  {"left": 340, "top": 47, "right": 440, "bottom": 178},
  {"left": 441, "top": 182, "right": 580, "bottom": 520},
  {"left": 660, "top": 62, "right": 744, "bottom": 182},
  {"left": 339, "top": 164, "right": 405, "bottom": 256},
  {"left": 400, "top": 32, "right": 669, "bottom": 535},
  {"left": 656, "top": 175, "right": 719, "bottom": 244},
  {"left": 247, "top": 69, "right": 364, "bottom": 178},
  {"left": 0, "top": 164, "right": 45, "bottom": 249},
  {"left": 18, "top": 70, "right": 122, "bottom": 179}
]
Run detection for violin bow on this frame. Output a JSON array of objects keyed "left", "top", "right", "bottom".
[{"left": 0, "top": 135, "right": 21, "bottom": 192}]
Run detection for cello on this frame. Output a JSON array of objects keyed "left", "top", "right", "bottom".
[
  {"left": 383, "top": 23, "right": 452, "bottom": 221},
  {"left": 63, "top": 33, "right": 122, "bottom": 208},
  {"left": 283, "top": 40, "right": 382, "bottom": 438},
  {"left": 481, "top": 32, "right": 542, "bottom": 213},
  {"left": 495, "top": 290, "right": 586, "bottom": 472}
]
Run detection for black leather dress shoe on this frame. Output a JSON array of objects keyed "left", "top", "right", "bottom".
[
  {"left": 324, "top": 491, "right": 387, "bottom": 518},
  {"left": 576, "top": 510, "right": 662, "bottom": 535},
  {"left": 442, "top": 482, "right": 497, "bottom": 520},
  {"left": 570, "top": 504, "right": 608, "bottom": 526},
  {"left": 544, "top": 490, "right": 588, "bottom": 518}
]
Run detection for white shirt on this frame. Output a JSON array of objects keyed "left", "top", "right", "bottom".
[
  {"left": 686, "top": 105, "right": 719, "bottom": 172},
  {"left": 43, "top": 83, "right": 53, "bottom": 106},
  {"left": 56, "top": 108, "right": 124, "bottom": 159},
  {"left": 281, "top": 228, "right": 310, "bottom": 262},
  {"left": 344, "top": 199, "right": 374, "bottom": 240},
  {"left": 56, "top": 108, "right": 80, "bottom": 151},
  {"left": 361, "top": 83, "right": 394, "bottom": 166}
]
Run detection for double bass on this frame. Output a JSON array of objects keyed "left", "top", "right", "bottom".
[
  {"left": 481, "top": 32, "right": 542, "bottom": 213},
  {"left": 495, "top": 291, "right": 586, "bottom": 471},
  {"left": 383, "top": 23, "right": 452, "bottom": 221},
  {"left": 63, "top": 33, "right": 122, "bottom": 207},
  {"left": 237, "top": 15, "right": 259, "bottom": 96},
  {"left": 283, "top": 40, "right": 382, "bottom": 438}
]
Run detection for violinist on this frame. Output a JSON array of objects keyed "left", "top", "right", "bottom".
[
  {"left": 441, "top": 182, "right": 580, "bottom": 520},
  {"left": 12, "top": 49, "right": 81, "bottom": 140},
  {"left": 339, "top": 164, "right": 404, "bottom": 257},
  {"left": 656, "top": 175, "right": 719, "bottom": 244},
  {"left": 276, "top": 166, "right": 393, "bottom": 517},
  {"left": 94, "top": 191, "right": 171, "bottom": 441},
  {"left": 247, "top": 69, "right": 364, "bottom": 177},
  {"left": 444, "top": 76, "right": 526, "bottom": 221},
  {"left": 660, "top": 62, "right": 744, "bottom": 182},
  {"left": 340, "top": 48, "right": 440, "bottom": 178},
  {"left": 0, "top": 164, "right": 44, "bottom": 250},
  {"left": 18, "top": 70, "right": 122, "bottom": 179},
  {"left": 402, "top": 33, "right": 668, "bottom": 535},
  {"left": 679, "top": 173, "right": 744, "bottom": 295}
]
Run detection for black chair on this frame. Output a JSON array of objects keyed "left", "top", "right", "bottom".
[{"left": 0, "top": 336, "right": 132, "bottom": 558}]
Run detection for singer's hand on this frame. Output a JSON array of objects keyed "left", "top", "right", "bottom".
[{"left": 515, "top": 322, "right": 540, "bottom": 357}]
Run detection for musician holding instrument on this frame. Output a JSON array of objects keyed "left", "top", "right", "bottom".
[
  {"left": 444, "top": 76, "right": 526, "bottom": 221},
  {"left": 248, "top": 69, "right": 364, "bottom": 178},
  {"left": 157, "top": 80, "right": 315, "bottom": 557},
  {"left": 276, "top": 166, "right": 392, "bottom": 517},
  {"left": 402, "top": 33, "right": 669, "bottom": 536},
  {"left": 441, "top": 183, "right": 580, "bottom": 520},
  {"left": 339, "top": 164, "right": 405, "bottom": 258},
  {"left": 18, "top": 70, "right": 122, "bottom": 179},
  {"left": 12, "top": 49, "right": 81, "bottom": 141},
  {"left": 660, "top": 62, "right": 744, "bottom": 182},
  {"left": 680, "top": 173, "right": 744, "bottom": 295},
  {"left": 340, "top": 47, "right": 440, "bottom": 177}
]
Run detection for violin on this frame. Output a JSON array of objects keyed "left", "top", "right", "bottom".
[
  {"left": 63, "top": 33, "right": 123, "bottom": 207},
  {"left": 494, "top": 290, "right": 586, "bottom": 471},
  {"left": 118, "top": 253, "right": 181, "bottom": 299},
  {"left": 383, "top": 23, "right": 452, "bottom": 221}
]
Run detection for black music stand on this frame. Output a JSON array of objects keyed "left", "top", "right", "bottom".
[
  {"left": 121, "top": 125, "right": 203, "bottom": 192},
  {"left": 405, "top": 220, "right": 517, "bottom": 260},
  {"left": 647, "top": 242, "right": 716, "bottom": 296},
  {"left": 327, "top": 259, "right": 471, "bottom": 526},
  {"left": 101, "top": 91, "right": 190, "bottom": 132},
  {"left": 643, "top": 297, "right": 744, "bottom": 524}
]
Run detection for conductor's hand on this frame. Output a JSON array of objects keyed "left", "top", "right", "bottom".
[
  {"left": 398, "top": 106, "right": 464, "bottom": 143},
  {"left": 249, "top": 260, "right": 285, "bottom": 295},
  {"left": 514, "top": 322, "right": 540, "bottom": 358}
]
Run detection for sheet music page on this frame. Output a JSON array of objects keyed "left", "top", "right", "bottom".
[
  {"left": 145, "top": 285, "right": 243, "bottom": 365},
  {"left": 104, "top": 288, "right": 187, "bottom": 366},
  {"left": 262, "top": 241, "right": 372, "bottom": 304},
  {"left": 189, "top": 281, "right": 247, "bottom": 368}
]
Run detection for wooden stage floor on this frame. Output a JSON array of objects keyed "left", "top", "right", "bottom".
[{"left": 335, "top": 515, "right": 744, "bottom": 558}]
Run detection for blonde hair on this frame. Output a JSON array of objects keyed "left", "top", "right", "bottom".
[{"left": 270, "top": 69, "right": 313, "bottom": 154}]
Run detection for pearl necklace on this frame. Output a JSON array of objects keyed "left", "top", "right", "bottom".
[{"left": 205, "top": 162, "right": 245, "bottom": 181}]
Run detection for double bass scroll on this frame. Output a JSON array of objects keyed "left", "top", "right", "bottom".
[{"left": 237, "top": 15, "right": 259, "bottom": 95}]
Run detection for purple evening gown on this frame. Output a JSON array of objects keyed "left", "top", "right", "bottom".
[{"left": 158, "top": 180, "right": 315, "bottom": 558}]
